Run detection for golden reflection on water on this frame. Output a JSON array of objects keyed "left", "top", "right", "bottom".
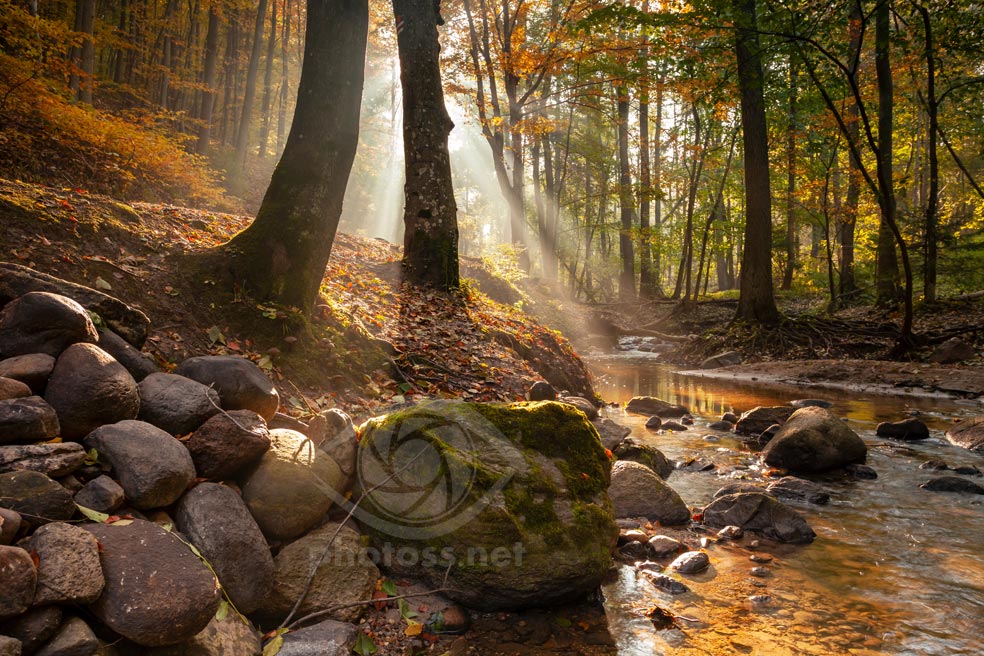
[{"left": 591, "top": 358, "right": 984, "bottom": 655}]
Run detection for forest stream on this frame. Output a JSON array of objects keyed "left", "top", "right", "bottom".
[{"left": 587, "top": 340, "right": 984, "bottom": 656}]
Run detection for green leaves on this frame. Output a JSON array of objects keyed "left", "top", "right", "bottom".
[
  {"left": 261, "top": 628, "right": 288, "bottom": 656},
  {"left": 352, "top": 632, "right": 377, "bottom": 655},
  {"left": 76, "top": 504, "right": 109, "bottom": 523}
]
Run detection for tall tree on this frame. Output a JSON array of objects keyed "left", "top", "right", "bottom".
[
  {"left": 235, "top": 0, "right": 271, "bottom": 165},
  {"left": 616, "top": 84, "right": 637, "bottom": 301},
  {"left": 393, "top": 0, "right": 460, "bottom": 291},
  {"left": 733, "top": 0, "right": 780, "bottom": 323},
  {"left": 217, "top": 0, "right": 368, "bottom": 313},
  {"left": 874, "top": 0, "right": 900, "bottom": 307},
  {"left": 196, "top": 4, "right": 221, "bottom": 155}
]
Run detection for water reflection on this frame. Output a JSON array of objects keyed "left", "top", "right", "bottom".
[{"left": 589, "top": 356, "right": 984, "bottom": 655}]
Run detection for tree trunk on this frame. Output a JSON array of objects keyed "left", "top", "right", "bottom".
[
  {"left": 277, "top": 0, "right": 292, "bottom": 153},
  {"left": 917, "top": 5, "right": 939, "bottom": 303},
  {"left": 220, "top": 15, "right": 240, "bottom": 145},
  {"left": 650, "top": 76, "right": 664, "bottom": 297},
  {"left": 236, "top": 0, "right": 271, "bottom": 165},
  {"left": 874, "top": 0, "right": 901, "bottom": 307},
  {"left": 160, "top": 0, "right": 178, "bottom": 109},
  {"left": 781, "top": 51, "right": 797, "bottom": 290},
  {"left": 217, "top": 0, "right": 368, "bottom": 313},
  {"left": 196, "top": 6, "right": 221, "bottom": 155},
  {"left": 394, "top": 0, "right": 460, "bottom": 291},
  {"left": 77, "top": 0, "right": 96, "bottom": 104},
  {"left": 617, "top": 86, "right": 637, "bottom": 301},
  {"left": 258, "top": 0, "right": 278, "bottom": 158},
  {"left": 733, "top": 0, "right": 780, "bottom": 323}
]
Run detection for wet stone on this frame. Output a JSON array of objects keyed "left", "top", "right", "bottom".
[
  {"left": 717, "top": 525, "right": 743, "bottom": 540},
  {"left": 846, "top": 464, "right": 878, "bottom": 480},
  {"left": 750, "top": 567, "right": 770, "bottom": 577},
  {"left": 749, "top": 554, "right": 772, "bottom": 563},
  {"left": 670, "top": 551, "right": 710, "bottom": 574},
  {"left": 646, "top": 573, "right": 690, "bottom": 595}
]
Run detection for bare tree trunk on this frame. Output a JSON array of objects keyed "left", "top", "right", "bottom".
[
  {"left": 617, "top": 85, "right": 637, "bottom": 301},
  {"left": 78, "top": 0, "right": 96, "bottom": 104},
  {"left": 874, "top": 0, "right": 901, "bottom": 307},
  {"left": 236, "top": 0, "right": 271, "bottom": 165},
  {"left": 781, "top": 50, "right": 797, "bottom": 290},
  {"left": 258, "top": 0, "right": 278, "bottom": 158},
  {"left": 277, "top": 0, "right": 292, "bottom": 153},
  {"left": 196, "top": 6, "right": 221, "bottom": 155},
  {"left": 160, "top": 0, "right": 178, "bottom": 109},
  {"left": 917, "top": 4, "right": 939, "bottom": 303}
]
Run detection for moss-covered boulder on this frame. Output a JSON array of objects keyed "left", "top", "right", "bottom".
[{"left": 355, "top": 400, "right": 617, "bottom": 610}]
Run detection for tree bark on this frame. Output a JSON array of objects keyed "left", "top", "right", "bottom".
[
  {"left": 78, "top": 0, "right": 96, "bottom": 104},
  {"left": 394, "top": 0, "right": 460, "bottom": 291},
  {"left": 196, "top": 6, "right": 221, "bottom": 155},
  {"left": 236, "top": 0, "right": 271, "bottom": 165},
  {"left": 874, "top": 0, "right": 901, "bottom": 307},
  {"left": 217, "top": 0, "right": 368, "bottom": 313},
  {"left": 617, "top": 85, "right": 637, "bottom": 301},
  {"left": 917, "top": 4, "right": 939, "bottom": 303},
  {"left": 258, "top": 0, "right": 278, "bottom": 158},
  {"left": 781, "top": 51, "right": 797, "bottom": 290},
  {"left": 733, "top": 0, "right": 780, "bottom": 323}
]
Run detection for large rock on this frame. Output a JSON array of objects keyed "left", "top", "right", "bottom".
[
  {"left": 145, "top": 616, "right": 261, "bottom": 656},
  {"left": 0, "top": 378, "right": 30, "bottom": 402},
  {"left": 185, "top": 411, "right": 270, "bottom": 480},
  {"left": 96, "top": 328, "right": 157, "bottom": 383},
  {"left": 261, "top": 523, "right": 379, "bottom": 624},
  {"left": 607, "top": 460, "right": 690, "bottom": 525},
  {"left": 0, "top": 546, "right": 35, "bottom": 619},
  {"left": 82, "top": 421, "right": 195, "bottom": 510},
  {"left": 762, "top": 407, "right": 867, "bottom": 473},
  {"left": 19, "top": 522, "right": 103, "bottom": 606},
  {"left": 240, "top": 429, "right": 343, "bottom": 542},
  {"left": 308, "top": 409, "right": 357, "bottom": 479},
  {"left": 137, "top": 373, "right": 220, "bottom": 436},
  {"left": 0, "top": 397, "right": 60, "bottom": 445},
  {"left": 946, "top": 417, "right": 984, "bottom": 453},
  {"left": 625, "top": 397, "right": 689, "bottom": 418},
  {"left": 356, "top": 400, "right": 618, "bottom": 610},
  {"left": 44, "top": 344, "right": 139, "bottom": 440},
  {"left": 735, "top": 406, "right": 795, "bottom": 436},
  {"left": 0, "top": 471, "right": 75, "bottom": 525},
  {"left": 919, "top": 476, "right": 984, "bottom": 494},
  {"left": 702, "top": 492, "right": 816, "bottom": 544},
  {"left": 591, "top": 418, "right": 631, "bottom": 450},
  {"left": 173, "top": 483, "right": 274, "bottom": 615},
  {"left": 0, "top": 292, "right": 97, "bottom": 359},
  {"left": 0, "top": 263, "right": 150, "bottom": 348},
  {"left": 33, "top": 616, "right": 98, "bottom": 656},
  {"left": 0, "top": 443, "right": 85, "bottom": 478},
  {"left": 73, "top": 476, "right": 125, "bottom": 514},
  {"left": 928, "top": 337, "right": 976, "bottom": 364},
  {"left": 0, "top": 355, "right": 56, "bottom": 395},
  {"left": 0, "top": 508, "right": 22, "bottom": 545},
  {"left": 876, "top": 418, "right": 930, "bottom": 441},
  {"left": 765, "top": 476, "right": 830, "bottom": 505},
  {"left": 83, "top": 520, "right": 221, "bottom": 647},
  {"left": 0, "top": 607, "right": 62, "bottom": 654},
  {"left": 612, "top": 437, "right": 674, "bottom": 479},
  {"left": 173, "top": 356, "right": 279, "bottom": 420},
  {"left": 277, "top": 620, "right": 358, "bottom": 656}
]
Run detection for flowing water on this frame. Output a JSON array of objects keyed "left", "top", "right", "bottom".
[{"left": 587, "top": 344, "right": 984, "bottom": 656}]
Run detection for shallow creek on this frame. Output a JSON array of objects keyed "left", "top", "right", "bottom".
[{"left": 587, "top": 349, "right": 984, "bottom": 656}]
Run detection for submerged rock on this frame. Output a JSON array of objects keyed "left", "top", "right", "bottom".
[
  {"left": 625, "top": 397, "right": 689, "bottom": 418},
  {"left": 919, "top": 476, "right": 984, "bottom": 494},
  {"left": 766, "top": 477, "right": 830, "bottom": 505},
  {"left": 876, "top": 418, "right": 930, "bottom": 441},
  {"left": 702, "top": 492, "right": 816, "bottom": 544}
]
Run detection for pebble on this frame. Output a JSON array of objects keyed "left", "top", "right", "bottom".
[
  {"left": 750, "top": 567, "right": 770, "bottom": 577},
  {"left": 748, "top": 594, "right": 773, "bottom": 605},
  {"left": 749, "top": 540, "right": 760, "bottom": 549},
  {"left": 750, "top": 554, "right": 772, "bottom": 563},
  {"left": 717, "top": 525, "right": 743, "bottom": 540}
]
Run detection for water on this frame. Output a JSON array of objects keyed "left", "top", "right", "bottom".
[{"left": 588, "top": 347, "right": 984, "bottom": 656}]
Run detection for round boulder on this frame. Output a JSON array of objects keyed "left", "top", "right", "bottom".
[
  {"left": 356, "top": 400, "right": 618, "bottom": 610},
  {"left": 308, "top": 408, "right": 358, "bottom": 479},
  {"left": 240, "top": 429, "right": 344, "bottom": 542},
  {"left": 762, "top": 407, "right": 867, "bottom": 473},
  {"left": 185, "top": 410, "right": 270, "bottom": 481},
  {"left": 174, "top": 483, "right": 274, "bottom": 615},
  {"left": 735, "top": 406, "right": 796, "bottom": 436},
  {"left": 137, "top": 373, "right": 221, "bottom": 436},
  {"left": 174, "top": 356, "right": 279, "bottom": 420},
  {"left": 607, "top": 460, "right": 690, "bottom": 525},
  {"left": 613, "top": 437, "right": 674, "bottom": 479},
  {"left": 0, "top": 292, "right": 98, "bottom": 359},
  {"left": 96, "top": 328, "right": 158, "bottom": 382},
  {"left": 44, "top": 343, "right": 139, "bottom": 440},
  {"left": 946, "top": 417, "right": 984, "bottom": 453},
  {"left": 625, "top": 397, "right": 689, "bottom": 418},
  {"left": 0, "top": 396, "right": 60, "bottom": 445},
  {"left": 83, "top": 519, "right": 221, "bottom": 647},
  {"left": 591, "top": 417, "right": 631, "bottom": 450},
  {"left": 0, "top": 354, "right": 56, "bottom": 395},
  {"left": 82, "top": 420, "right": 196, "bottom": 510},
  {"left": 670, "top": 550, "right": 709, "bottom": 574},
  {"left": 19, "top": 522, "right": 104, "bottom": 605},
  {"left": 0, "top": 377, "right": 30, "bottom": 401},
  {"left": 919, "top": 476, "right": 984, "bottom": 494},
  {"left": 0, "top": 546, "right": 36, "bottom": 619},
  {"left": 876, "top": 418, "right": 930, "bottom": 441},
  {"left": 702, "top": 492, "right": 816, "bottom": 544},
  {"left": 528, "top": 381, "right": 557, "bottom": 401}
]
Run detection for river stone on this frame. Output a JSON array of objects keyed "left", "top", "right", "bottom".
[
  {"left": 0, "top": 443, "right": 84, "bottom": 478},
  {"left": 0, "top": 607, "right": 62, "bottom": 654},
  {"left": 846, "top": 463, "right": 878, "bottom": 479},
  {"left": 722, "top": 412, "right": 739, "bottom": 423},
  {"left": 707, "top": 420, "right": 734, "bottom": 431},
  {"left": 644, "top": 416, "right": 662, "bottom": 430},
  {"left": 790, "top": 399, "right": 833, "bottom": 409},
  {"left": 145, "top": 615, "right": 261, "bottom": 656},
  {"left": 0, "top": 546, "right": 35, "bottom": 619},
  {"left": 309, "top": 409, "right": 357, "bottom": 477},
  {"left": 946, "top": 417, "right": 984, "bottom": 453},
  {"left": 73, "top": 476, "right": 124, "bottom": 514},
  {"left": 0, "top": 378, "right": 30, "bottom": 402},
  {"left": 699, "top": 351, "right": 741, "bottom": 369},
  {"left": 173, "top": 483, "right": 274, "bottom": 614},
  {"left": 262, "top": 522, "right": 378, "bottom": 624},
  {"left": 646, "top": 572, "right": 690, "bottom": 594},
  {"left": 0, "top": 355, "right": 56, "bottom": 396},
  {"left": 83, "top": 519, "right": 221, "bottom": 647},
  {"left": 592, "top": 418, "right": 631, "bottom": 450},
  {"left": 717, "top": 525, "right": 744, "bottom": 540},
  {"left": 528, "top": 381, "right": 557, "bottom": 401},
  {"left": 33, "top": 616, "right": 97, "bottom": 656},
  {"left": 762, "top": 407, "right": 867, "bottom": 473},
  {"left": 173, "top": 356, "right": 279, "bottom": 420},
  {"left": 185, "top": 410, "right": 269, "bottom": 481},
  {"left": 625, "top": 397, "right": 688, "bottom": 418},
  {"left": 765, "top": 477, "right": 830, "bottom": 505},
  {"left": 954, "top": 465, "right": 982, "bottom": 476},
  {"left": 19, "top": 522, "right": 103, "bottom": 606},
  {"left": 44, "top": 344, "right": 139, "bottom": 440},
  {"left": 0, "top": 471, "right": 75, "bottom": 525},
  {"left": 559, "top": 396, "right": 598, "bottom": 419},
  {"left": 876, "top": 418, "right": 930, "bottom": 441},
  {"left": 96, "top": 328, "right": 157, "bottom": 383},
  {"left": 670, "top": 550, "right": 709, "bottom": 574},
  {"left": 0, "top": 263, "right": 150, "bottom": 348},
  {"left": 240, "top": 429, "right": 344, "bottom": 542},
  {"left": 608, "top": 460, "right": 690, "bottom": 525},
  {"left": 758, "top": 423, "right": 782, "bottom": 446},
  {"left": 82, "top": 420, "right": 195, "bottom": 510},
  {"left": 0, "top": 636, "right": 20, "bottom": 656},
  {"left": 919, "top": 476, "right": 984, "bottom": 494},
  {"left": 735, "top": 406, "right": 795, "bottom": 436},
  {"left": 928, "top": 337, "right": 976, "bottom": 364},
  {"left": 702, "top": 492, "right": 816, "bottom": 544},
  {"left": 1, "top": 508, "right": 22, "bottom": 545},
  {"left": 661, "top": 421, "right": 687, "bottom": 432},
  {"left": 0, "top": 397, "right": 60, "bottom": 445},
  {"left": 647, "top": 535, "right": 684, "bottom": 558},
  {"left": 613, "top": 437, "right": 673, "bottom": 479},
  {"left": 357, "top": 400, "right": 617, "bottom": 610},
  {"left": 137, "top": 373, "right": 220, "bottom": 436},
  {"left": 0, "top": 292, "right": 98, "bottom": 360},
  {"left": 277, "top": 620, "right": 358, "bottom": 656}
]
